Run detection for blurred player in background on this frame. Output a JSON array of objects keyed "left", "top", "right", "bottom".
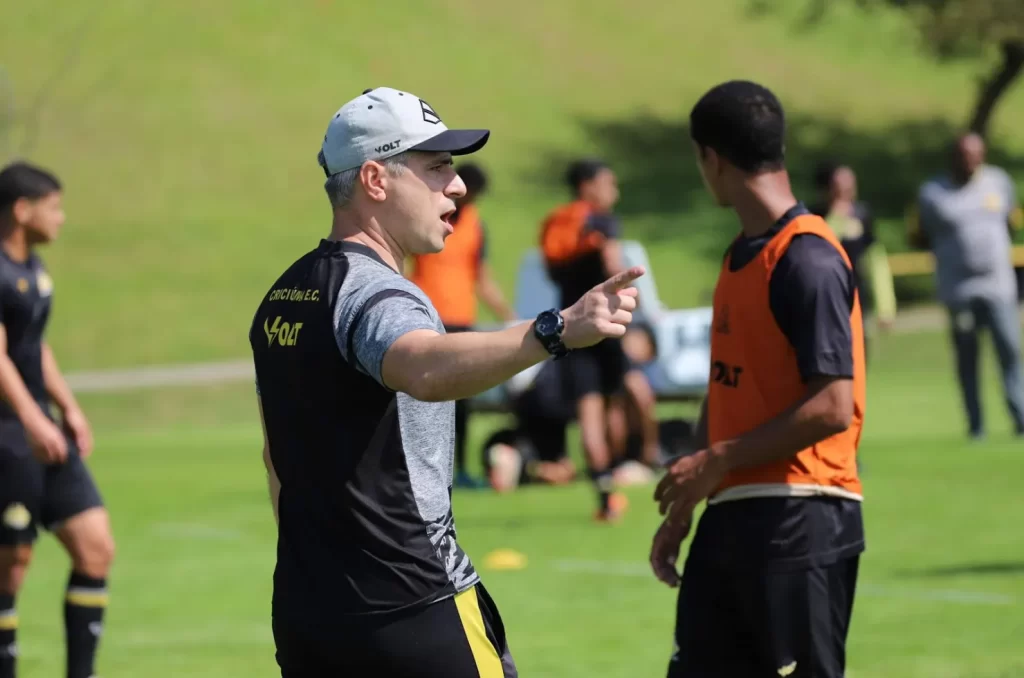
[
  {"left": 811, "top": 161, "right": 897, "bottom": 358},
  {"left": 540, "top": 159, "right": 659, "bottom": 521},
  {"left": 652, "top": 81, "right": 866, "bottom": 677},
  {"left": 0, "top": 162, "right": 114, "bottom": 678},
  {"left": 409, "top": 162, "right": 516, "bottom": 488},
  {"left": 908, "top": 133, "right": 1024, "bottom": 439}
]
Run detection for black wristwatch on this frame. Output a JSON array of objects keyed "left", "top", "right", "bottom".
[{"left": 533, "top": 308, "right": 570, "bottom": 359}]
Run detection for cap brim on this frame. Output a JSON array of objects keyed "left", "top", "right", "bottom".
[{"left": 412, "top": 129, "right": 490, "bottom": 156}]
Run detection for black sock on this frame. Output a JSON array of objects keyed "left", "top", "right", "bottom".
[
  {"left": 0, "top": 594, "right": 16, "bottom": 678},
  {"left": 64, "top": 572, "right": 107, "bottom": 678},
  {"left": 591, "top": 470, "right": 613, "bottom": 512}
]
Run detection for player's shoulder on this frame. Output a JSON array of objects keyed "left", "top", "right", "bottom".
[
  {"left": 585, "top": 211, "right": 621, "bottom": 234},
  {"left": 979, "top": 164, "right": 1014, "bottom": 190},
  {"left": 778, "top": 233, "right": 849, "bottom": 280}
]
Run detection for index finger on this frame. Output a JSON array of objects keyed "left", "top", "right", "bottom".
[{"left": 601, "top": 266, "right": 645, "bottom": 293}]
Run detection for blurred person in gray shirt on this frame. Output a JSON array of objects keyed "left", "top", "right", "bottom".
[{"left": 911, "top": 133, "right": 1024, "bottom": 439}]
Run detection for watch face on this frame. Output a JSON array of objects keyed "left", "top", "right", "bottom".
[{"left": 536, "top": 312, "right": 559, "bottom": 335}]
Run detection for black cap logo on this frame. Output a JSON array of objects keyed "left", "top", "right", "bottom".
[{"left": 420, "top": 99, "right": 442, "bottom": 125}]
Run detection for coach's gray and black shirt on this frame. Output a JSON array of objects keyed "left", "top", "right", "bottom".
[{"left": 250, "top": 240, "right": 478, "bottom": 623}]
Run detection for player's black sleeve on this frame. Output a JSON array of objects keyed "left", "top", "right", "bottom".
[
  {"left": 769, "top": 234, "right": 855, "bottom": 381},
  {"left": 587, "top": 213, "right": 622, "bottom": 239}
]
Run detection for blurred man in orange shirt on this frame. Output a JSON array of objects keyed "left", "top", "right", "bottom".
[{"left": 410, "top": 163, "right": 516, "bottom": 488}]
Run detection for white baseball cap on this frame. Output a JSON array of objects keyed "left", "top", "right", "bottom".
[{"left": 318, "top": 87, "right": 490, "bottom": 177}]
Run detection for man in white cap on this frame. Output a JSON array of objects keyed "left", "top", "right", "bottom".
[{"left": 248, "top": 87, "right": 645, "bottom": 677}]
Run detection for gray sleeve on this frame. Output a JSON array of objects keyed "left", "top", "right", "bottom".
[{"left": 334, "top": 283, "right": 439, "bottom": 387}]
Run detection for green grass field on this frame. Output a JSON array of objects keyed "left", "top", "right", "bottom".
[
  {"left": 10, "top": 328, "right": 1024, "bottom": 677},
  {"left": 4, "top": 0, "right": 1024, "bottom": 369}
]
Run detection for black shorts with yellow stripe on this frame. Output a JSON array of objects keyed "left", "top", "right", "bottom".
[{"left": 274, "top": 583, "right": 517, "bottom": 678}]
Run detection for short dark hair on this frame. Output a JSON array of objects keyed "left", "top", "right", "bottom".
[
  {"left": 0, "top": 161, "right": 62, "bottom": 213},
  {"left": 689, "top": 81, "right": 786, "bottom": 174},
  {"left": 566, "top": 158, "right": 608, "bottom": 196},
  {"left": 813, "top": 159, "right": 841, "bottom": 191},
  {"left": 456, "top": 162, "right": 488, "bottom": 196}
]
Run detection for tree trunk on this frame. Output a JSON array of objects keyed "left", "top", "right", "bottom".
[{"left": 970, "top": 41, "right": 1024, "bottom": 139}]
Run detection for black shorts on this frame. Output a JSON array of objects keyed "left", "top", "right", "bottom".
[
  {"left": 0, "top": 423, "right": 104, "bottom": 546},
  {"left": 668, "top": 498, "right": 864, "bottom": 678},
  {"left": 274, "top": 583, "right": 517, "bottom": 677},
  {"left": 564, "top": 339, "right": 630, "bottom": 399}
]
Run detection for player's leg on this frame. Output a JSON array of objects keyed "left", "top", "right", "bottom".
[
  {"left": 565, "top": 349, "right": 619, "bottom": 519},
  {"left": 529, "top": 415, "right": 575, "bottom": 485},
  {"left": 979, "top": 296, "right": 1024, "bottom": 434},
  {"left": 622, "top": 368, "right": 660, "bottom": 467},
  {"left": 44, "top": 455, "right": 113, "bottom": 678},
  {"left": 483, "top": 428, "right": 526, "bottom": 493},
  {"left": 0, "top": 438, "right": 44, "bottom": 678},
  {"left": 668, "top": 541, "right": 750, "bottom": 677},
  {"left": 949, "top": 302, "right": 983, "bottom": 437},
  {"left": 0, "top": 545, "right": 32, "bottom": 678},
  {"left": 604, "top": 395, "right": 629, "bottom": 464},
  {"left": 748, "top": 556, "right": 861, "bottom": 678}
]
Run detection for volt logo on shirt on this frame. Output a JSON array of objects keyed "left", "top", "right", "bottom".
[
  {"left": 711, "top": 360, "right": 743, "bottom": 388},
  {"left": 264, "top": 316, "right": 304, "bottom": 347}
]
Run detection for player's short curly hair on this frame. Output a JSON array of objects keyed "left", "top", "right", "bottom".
[{"left": 690, "top": 81, "right": 786, "bottom": 174}]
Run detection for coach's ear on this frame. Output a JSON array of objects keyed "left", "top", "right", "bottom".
[{"left": 359, "top": 160, "right": 389, "bottom": 203}]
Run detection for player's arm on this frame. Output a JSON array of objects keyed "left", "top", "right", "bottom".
[
  {"left": 257, "top": 394, "right": 280, "bottom": 526},
  {"left": 1006, "top": 173, "right": 1023, "bottom": 235},
  {"left": 474, "top": 228, "right": 516, "bottom": 322},
  {"left": 656, "top": 237, "right": 855, "bottom": 519},
  {"left": 41, "top": 341, "right": 94, "bottom": 456},
  {"left": 41, "top": 343, "right": 81, "bottom": 416},
  {"left": 476, "top": 262, "right": 516, "bottom": 322},
  {"left": 596, "top": 214, "right": 626, "bottom": 277},
  {"left": 0, "top": 325, "right": 47, "bottom": 424},
  {"left": 0, "top": 324, "right": 68, "bottom": 462},
  {"left": 341, "top": 269, "right": 643, "bottom": 403}
]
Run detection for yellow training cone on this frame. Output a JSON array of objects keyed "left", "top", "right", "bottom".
[{"left": 483, "top": 548, "right": 528, "bottom": 571}]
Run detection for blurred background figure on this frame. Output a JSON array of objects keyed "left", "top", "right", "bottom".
[
  {"left": 810, "top": 161, "right": 897, "bottom": 359},
  {"left": 540, "top": 159, "right": 659, "bottom": 521},
  {"left": 483, "top": 360, "right": 577, "bottom": 493},
  {"left": 409, "top": 162, "right": 517, "bottom": 488},
  {"left": 909, "top": 133, "right": 1024, "bottom": 439}
]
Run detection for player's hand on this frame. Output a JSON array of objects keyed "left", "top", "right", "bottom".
[
  {"left": 654, "top": 445, "right": 728, "bottom": 524},
  {"left": 25, "top": 413, "right": 69, "bottom": 464},
  {"left": 63, "top": 406, "right": 94, "bottom": 458},
  {"left": 561, "top": 266, "right": 645, "bottom": 349},
  {"left": 649, "top": 516, "right": 692, "bottom": 587}
]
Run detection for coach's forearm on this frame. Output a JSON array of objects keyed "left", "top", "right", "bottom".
[
  {"left": 712, "top": 378, "right": 853, "bottom": 472},
  {"left": 41, "top": 343, "right": 79, "bottom": 414},
  {"left": 383, "top": 322, "right": 549, "bottom": 402},
  {"left": 0, "top": 355, "right": 48, "bottom": 424}
]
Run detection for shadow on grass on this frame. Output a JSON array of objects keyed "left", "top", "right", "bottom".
[
  {"left": 528, "top": 114, "right": 1024, "bottom": 303},
  {"left": 897, "top": 561, "right": 1024, "bottom": 578}
]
